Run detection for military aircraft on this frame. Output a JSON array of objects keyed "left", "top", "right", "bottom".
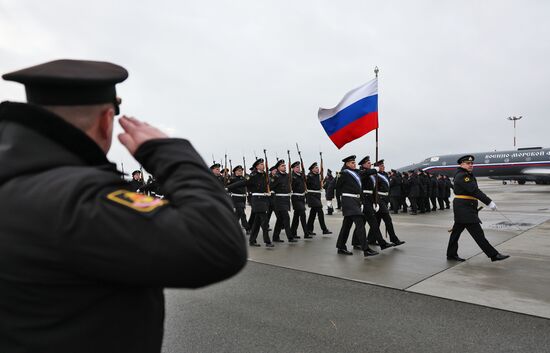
[{"left": 398, "top": 147, "right": 550, "bottom": 184}]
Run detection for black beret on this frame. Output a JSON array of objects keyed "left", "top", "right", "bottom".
[
  {"left": 274, "top": 159, "right": 285, "bottom": 169},
  {"left": 290, "top": 161, "right": 300, "bottom": 168},
  {"left": 232, "top": 165, "right": 243, "bottom": 173},
  {"left": 327, "top": 169, "right": 332, "bottom": 173},
  {"left": 269, "top": 165, "right": 277, "bottom": 172},
  {"left": 132, "top": 170, "right": 141, "bottom": 176},
  {"left": 342, "top": 155, "right": 356, "bottom": 163},
  {"left": 3, "top": 59, "right": 128, "bottom": 114},
  {"left": 358, "top": 155, "right": 370, "bottom": 165},
  {"left": 457, "top": 155, "right": 475, "bottom": 164},
  {"left": 252, "top": 158, "right": 264, "bottom": 168},
  {"left": 373, "top": 159, "right": 384, "bottom": 167},
  {"left": 309, "top": 162, "right": 318, "bottom": 171},
  {"left": 210, "top": 163, "right": 221, "bottom": 170}
]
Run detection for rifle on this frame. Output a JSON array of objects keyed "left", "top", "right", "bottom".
[
  {"left": 319, "top": 151, "right": 324, "bottom": 187},
  {"left": 243, "top": 156, "right": 247, "bottom": 176},
  {"left": 223, "top": 153, "right": 229, "bottom": 186},
  {"left": 263, "top": 149, "right": 271, "bottom": 193},
  {"left": 287, "top": 150, "right": 293, "bottom": 192},
  {"left": 296, "top": 143, "right": 308, "bottom": 191},
  {"left": 212, "top": 154, "right": 215, "bottom": 165},
  {"left": 229, "top": 159, "right": 233, "bottom": 177},
  {"left": 121, "top": 162, "right": 125, "bottom": 180}
]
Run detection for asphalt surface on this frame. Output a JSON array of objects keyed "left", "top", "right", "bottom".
[{"left": 162, "top": 262, "right": 550, "bottom": 353}]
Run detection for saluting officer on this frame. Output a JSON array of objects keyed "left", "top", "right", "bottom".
[
  {"left": 227, "top": 165, "right": 250, "bottom": 233},
  {"left": 290, "top": 161, "right": 309, "bottom": 238},
  {"left": 0, "top": 59, "right": 247, "bottom": 353},
  {"left": 446, "top": 155, "right": 509, "bottom": 262},
  {"left": 336, "top": 155, "right": 379, "bottom": 257},
  {"left": 306, "top": 162, "right": 332, "bottom": 235},
  {"left": 270, "top": 159, "right": 298, "bottom": 243}
]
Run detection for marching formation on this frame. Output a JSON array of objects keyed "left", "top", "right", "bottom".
[{"left": 129, "top": 150, "right": 511, "bottom": 263}]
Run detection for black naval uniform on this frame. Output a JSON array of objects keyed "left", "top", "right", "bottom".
[
  {"left": 228, "top": 174, "right": 250, "bottom": 231},
  {"left": 444, "top": 177, "right": 453, "bottom": 208},
  {"left": 336, "top": 167, "right": 376, "bottom": 255},
  {"left": 271, "top": 171, "right": 295, "bottom": 242},
  {"left": 306, "top": 172, "right": 330, "bottom": 234},
  {"left": 324, "top": 173, "right": 335, "bottom": 215},
  {"left": 352, "top": 168, "right": 391, "bottom": 248},
  {"left": 290, "top": 171, "right": 309, "bottom": 238},
  {"left": 447, "top": 167, "right": 499, "bottom": 259},
  {"left": 228, "top": 169, "right": 272, "bottom": 246},
  {"left": 389, "top": 173, "right": 402, "bottom": 214},
  {"left": 408, "top": 172, "right": 420, "bottom": 214},
  {"left": 437, "top": 177, "right": 446, "bottom": 210},
  {"left": 368, "top": 171, "right": 403, "bottom": 245},
  {"left": 0, "top": 102, "right": 247, "bottom": 353},
  {"left": 430, "top": 175, "right": 439, "bottom": 211}
]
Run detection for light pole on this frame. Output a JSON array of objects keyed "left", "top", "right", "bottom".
[{"left": 507, "top": 116, "right": 523, "bottom": 147}]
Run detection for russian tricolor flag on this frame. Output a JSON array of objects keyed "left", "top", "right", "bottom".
[{"left": 318, "top": 78, "right": 379, "bottom": 149}]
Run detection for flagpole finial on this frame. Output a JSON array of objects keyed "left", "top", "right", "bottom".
[{"left": 374, "top": 66, "right": 379, "bottom": 78}]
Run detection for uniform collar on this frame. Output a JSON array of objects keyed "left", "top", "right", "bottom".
[{"left": 0, "top": 101, "right": 115, "bottom": 168}]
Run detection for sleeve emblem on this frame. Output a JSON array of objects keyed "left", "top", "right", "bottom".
[
  {"left": 106, "top": 190, "right": 168, "bottom": 213},
  {"left": 464, "top": 177, "right": 471, "bottom": 182}
]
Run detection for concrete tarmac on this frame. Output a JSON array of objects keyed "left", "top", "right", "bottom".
[{"left": 162, "top": 180, "right": 550, "bottom": 352}]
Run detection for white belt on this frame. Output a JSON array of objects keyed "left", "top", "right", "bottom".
[
  {"left": 252, "top": 193, "right": 270, "bottom": 196},
  {"left": 231, "top": 193, "right": 247, "bottom": 197},
  {"left": 342, "top": 193, "right": 361, "bottom": 198},
  {"left": 362, "top": 190, "right": 388, "bottom": 196},
  {"left": 308, "top": 190, "right": 322, "bottom": 194},
  {"left": 291, "top": 192, "right": 305, "bottom": 196},
  {"left": 275, "top": 193, "right": 290, "bottom": 197}
]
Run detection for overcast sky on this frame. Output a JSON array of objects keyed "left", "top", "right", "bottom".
[{"left": 1, "top": 0, "right": 549, "bottom": 174}]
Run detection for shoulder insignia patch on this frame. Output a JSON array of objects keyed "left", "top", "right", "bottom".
[
  {"left": 464, "top": 177, "right": 471, "bottom": 182},
  {"left": 106, "top": 190, "right": 168, "bottom": 213},
  {"left": 245, "top": 175, "right": 250, "bottom": 180}
]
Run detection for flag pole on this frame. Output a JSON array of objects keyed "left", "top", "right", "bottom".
[{"left": 374, "top": 66, "right": 379, "bottom": 162}]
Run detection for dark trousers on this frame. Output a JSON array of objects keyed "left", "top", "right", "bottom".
[
  {"left": 402, "top": 196, "right": 408, "bottom": 212},
  {"left": 273, "top": 210, "right": 293, "bottom": 241},
  {"left": 307, "top": 207, "right": 329, "bottom": 232},
  {"left": 235, "top": 207, "right": 249, "bottom": 230},
  {"left": 444, "top": 197, "right": 451, "bottom": 208},
  {"left": 371, "top": 212, "right": 400, "bottom": 243},
  {"left": 437, "top": 198, "right": 445, "bottom": 210},
  {"left": 291, "top": 209, "right": 308, "bottom": 236},
  {"left": 430, "top": 196, "right": 438, "bottom": 210},
  {"left": 265, "top": 209, "right": 273, "bottom": 228},
  {"left": 390, "top": 197, "right": 401, "bottom": 213},
  {"left": 337, "top": 215, "right": 367, "bottom": 250},
  {"left": 446, "top": 223, "right": 498, "bottom": 258},
  {"left": 353, "top": 208, "right": 387, "bottom": 246},
  {"left": 409, "top": 197, "right": 418, "bottom": 213},
  {"left": 249, "top": 212, "right": 271, "bottom": 244},
  {"left": 248, "top": 212, "right": 255, "bottom": 228}
]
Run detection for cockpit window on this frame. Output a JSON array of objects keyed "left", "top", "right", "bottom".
[{"left": 430, "top": 156, "right": 440, "bottom": 162}]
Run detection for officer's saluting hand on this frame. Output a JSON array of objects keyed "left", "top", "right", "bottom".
[{"left": 0, "top": 59, "right": 247, "bottom": 353}]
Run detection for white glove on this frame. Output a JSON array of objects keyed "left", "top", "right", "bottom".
[
  {"left": 373, "top": 203, "right": 380, "bottom": 212},
  {"left": 488, "top": 201, "right": 497, "bottom": 211},
  {"left": 374, "top": 166, "right": 380, "bottom": 172}
]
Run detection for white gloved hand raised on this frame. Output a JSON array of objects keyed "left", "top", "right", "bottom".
[
  {"left": 373, "top": 203, "right": 380, "bottom": 212},
  {"left": 488, "top": 201, "right": 497, "bottom": 211}
]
